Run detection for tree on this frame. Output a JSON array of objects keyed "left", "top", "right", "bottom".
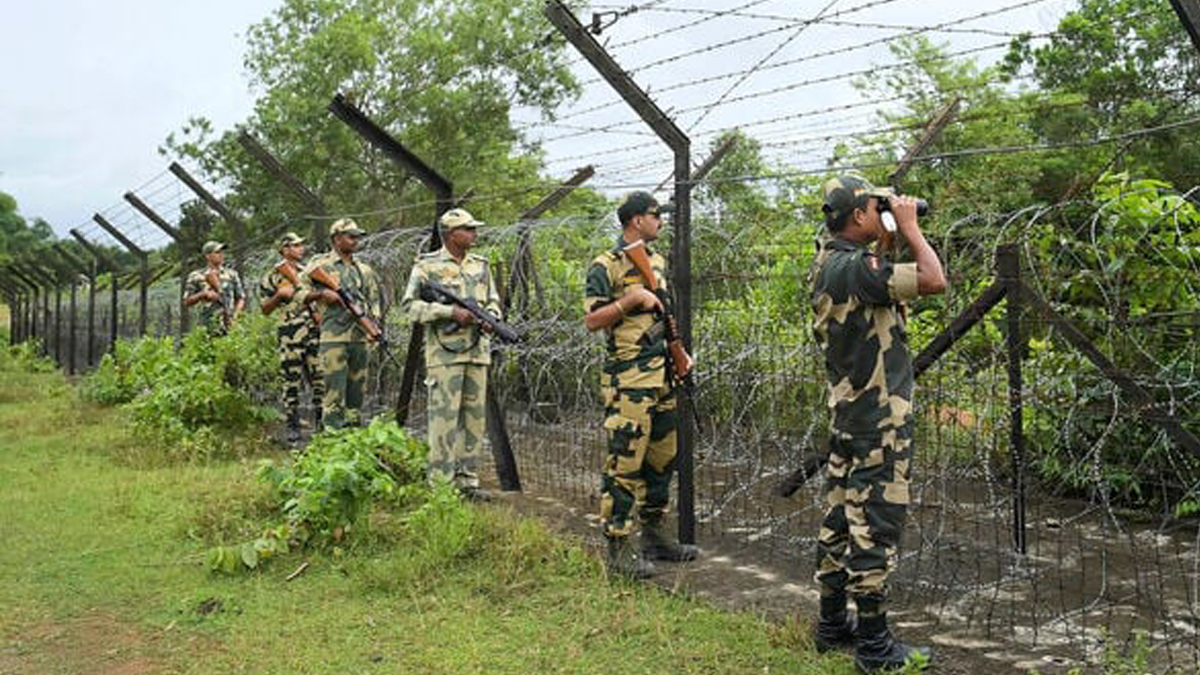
[
  {"left": 163, "top": 0, "right": 581, "bottom": 239},
  {"left": 1003, "top": 0, "right": 1200, "bottom": 196},
  {"left": 844, "top": 36, "right": 1043, "bottom": 228},
  {"left": 0, "top": 192, "right": 55, "bottom": 265}
]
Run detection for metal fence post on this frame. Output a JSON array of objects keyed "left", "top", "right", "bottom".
[
  {"left": 997, "top": 244, "right": 1026, "bottom": 555},
  {"left": 328, "top": 93, "right": 454, "bottom": 426},
  {"left": 545, "top": 0, "right": 697, "bottom": 544}
]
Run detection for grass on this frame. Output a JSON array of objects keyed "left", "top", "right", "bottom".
[{"left": 0, "top": 362, "right": 857, "bottom": 674}]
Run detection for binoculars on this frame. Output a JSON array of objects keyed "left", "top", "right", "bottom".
[
  {"left": 877, "top": 197, "right": 928, "bottom": 233},
  {"left": 877, "top": 197, "right": 929, "bottom": 217}
]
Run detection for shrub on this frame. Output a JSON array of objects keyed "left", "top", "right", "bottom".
[
  {"left": 83, "top": 336, "right": 175, "bottom": 404},
  {"left": 259, "top": 417, "right": 427, "bottom": 543},
  {"left": 208, "top": 419, "right": 431, "bottom": 574},
  {"left": 0, "top": 340, "right": 56, "bottom": 374},
  {"left": 84, "top": 314, "right": 281, "bottom": 456}
]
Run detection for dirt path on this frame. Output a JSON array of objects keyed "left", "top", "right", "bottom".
[
  {"left": 0, "top": 612, "right": 194, "bottom": 675},
  {"left": 498, "top": 489, "right": 1081, "bottom": 675}
]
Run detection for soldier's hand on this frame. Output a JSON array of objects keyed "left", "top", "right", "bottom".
[
  {"left": 889, "top": 195, "right": 921, "bottom": 235},
  {"left": 679, "top": 351, "right": 695, "bottom": 377},
  {"left": 321, "top": 289, "right": 344, "bottom": 307},
  {"left": 452, "top": 307, "right": 476, "bottom": 326},
  {"left": 624, "top": 288, "right": 663, "bottom": 313},
  {"left": 276, "top": 285, "right": 296, "bottom": 301},
  {"left": 202, "top": 289, "right": 220, "bottom": 302}
]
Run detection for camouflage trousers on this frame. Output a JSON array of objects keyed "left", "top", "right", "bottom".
[
  {"left": 319, "top": 341, "right": 368, "bottom": 429},
  {"left": 599, "top": 384, "right": 678, "bottom": 538},
  {"left": 814, "top": 424, "right": 914, "bottom": 603},
  {"left": 200, "top": 314, "right": 229, "bottom": 337},
  {"left": 425, "top": 363, "right": 488, "bottom": 489},
  {"left": 279, "top": 321, "right": 323, "bottom": 421}
]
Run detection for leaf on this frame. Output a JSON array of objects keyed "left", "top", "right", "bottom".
[{"left": 240, "top": 543, "right": 259, "bottom": 570}]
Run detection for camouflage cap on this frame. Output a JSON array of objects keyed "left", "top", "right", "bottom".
[
  {"left": 617, "top": 191, "right": 674, "bottom": 225},
  {"left": 201, "top": 240, "right": 226, "bottom": 255},
  {"left": 329, "top": 218, "right": 366, "bottom": 238},
  {"left": 822, "top": 176, "right": 894, "bottom": 223},
  {"left": 277, "top": 231, "right": 305, "bottom": 250},
  {"left": 440, "top": 208, "right": 483, "bottom": 229}
]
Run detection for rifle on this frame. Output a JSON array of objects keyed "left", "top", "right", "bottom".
[
  {"left": 275, "top": 260, "right": 321, "bottom": 327},
  {"left": 620, "top": 240, "right": 701, "bottom": 426},
  {"left": 418, "top": 280, "right": 522, "bottom": 344},
  {"left": 308, "top": 266, "right": 402, "bottom": 368},
  {"left": 775, "top": 447, "right": 830, "bottom": 498},
  {"left": 203, "top": 269, "right": 231, "bottom": 330}
]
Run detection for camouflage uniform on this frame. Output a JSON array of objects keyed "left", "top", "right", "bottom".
[
  {"left": 584, "top": 236, "right": 677, "bottom": 539},
  {"left": 185, "top": 265, "right": 244, "bottom": 336},
  {"left": 810, "top": 236, "right": 919, "bottom": 608},
  {"left": 259, "top": 259, "right": 324, "bottom": 428},
  {"left": 306, "top": 250, "right": 381, "bottom": 430},
  {"left": 401, "top": 242, "right": 501, "bottom": 490}
]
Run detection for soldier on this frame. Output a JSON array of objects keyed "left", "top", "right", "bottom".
[
  {"left": 582, "top": 191, "right": 698, "bottom": 580},
  {"left": 184, "top": 240, "right": 245, "bottom": 335},
  {"left": 260, "top": 232, "right": 324, "bottom": 443},
  {"left": 306, "top": 219, "right": 382, "bottom": 430},
  {"left": 810, "top": 176, "right": 946, "bottom": 673},
  {"left": 400, "top": 208, "right": 501, "bottom": 502}
]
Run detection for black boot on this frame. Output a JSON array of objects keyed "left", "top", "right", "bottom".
[
  {"left": 606, "top": 535, "right": 656, "bottom": 580},
  {"left": 640, "top": 513, "right": 699, "bottom": 562},
  {"left": 285, "top": 412, "right": 302, "bottom": 444},
  {"left": 814, "top": 593, "right": 857, "bottom": 653},
  {"left": 853, "top": 611, "right": 932, "bottom": 673}
]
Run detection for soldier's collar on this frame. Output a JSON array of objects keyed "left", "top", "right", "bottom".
[{"left": 827, "top": 237, "right": 866, "bottom": 252}]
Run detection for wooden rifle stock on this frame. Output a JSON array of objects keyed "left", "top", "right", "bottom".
[
  {"left": 203, "top": 269, "right": 231, "bottom": 328},
  {"left": 621, "top": 240, "right": 692, "bottom": 382},
  {"left": 308, "top": 266, "right": 380, "bottom": 340}
]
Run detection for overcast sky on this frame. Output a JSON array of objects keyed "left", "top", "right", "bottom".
[
  {"left": 0, "top": 0, "right": 278, "bottom": 239},
  {"left": 1, "top": 0, "right": 1074, "bottom": 248}
]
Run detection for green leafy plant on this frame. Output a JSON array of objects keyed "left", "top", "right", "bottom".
[
  {"left": 260, "top": 417, "right": 427, "bottom": 543},
  {"left": 85, "top": 315, "right": 280, "bottom": 458},
  {"left": 82, "top": 335, "right": 175, "bottom": 404},
  {"left": 0, "top": 340, "right": 56, "bottom": 374},
  {"left": 208, "top": 418, "right": 429, "bottom": 574}
]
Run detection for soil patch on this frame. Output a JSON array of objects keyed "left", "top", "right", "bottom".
[
  {"left": 495, "top": 488, "right": 1082, "bottom": 675},
  {"left": 1, "top": 611, "right": 212, "bottom": 675}
]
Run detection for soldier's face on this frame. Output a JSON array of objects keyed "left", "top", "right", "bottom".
[
  {"left": 283, "top": 243, "right": 305, "bottom": 260},
  {"left": 334, "top": 234, "right": 360, "bottom": 254},
  {"left": 205, "top": 252, "right": 224, "bottom": 267},
  {"left": 854, "top": 198, "right": 885, "bottom": 241},
  {"left": 634, "top": 211, "right": 661, "bottom": 242},
  {"left": 446, "top": 226, "right": 477, "bottom": 250}
]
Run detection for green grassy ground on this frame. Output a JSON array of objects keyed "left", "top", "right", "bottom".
[{"left": 0, "top": 364, "right": 857, "bottom": 674}]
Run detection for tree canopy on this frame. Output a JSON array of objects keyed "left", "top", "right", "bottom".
[{"left": 163, "top": 0, "right": 585, "bottom": 242}]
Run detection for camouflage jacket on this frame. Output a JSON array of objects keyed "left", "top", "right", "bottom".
[
  {"left": 583, "top": 236, "right": 669, "bottom": 389},
  {"left": 401, "top": 248, "right": 501, "bottom": 367},
  {"left": 258, "top": 259, "right": 317, "bottom": 330},
  {"left": 185, "top": 265, "right": 244, "bottom": 330},
  {"left": 811, "top": 237, "right": 920, "bottom": 435},
  {"left": 305, "top": 252, "right": 381, "bottom": 343}
]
